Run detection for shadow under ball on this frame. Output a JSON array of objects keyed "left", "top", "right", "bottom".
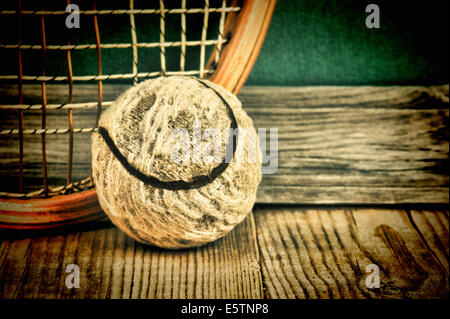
[{"left": 91, "top": 76, "right": 262, "bottom": 249}]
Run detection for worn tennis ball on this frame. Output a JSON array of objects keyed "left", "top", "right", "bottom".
[{"left": 91, "top": 76, "right": 262, "bottom": 249}]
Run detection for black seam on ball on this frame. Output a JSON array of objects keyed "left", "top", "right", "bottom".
[{"left": 98, "top": 79, "right": 239, "bottom": 191}]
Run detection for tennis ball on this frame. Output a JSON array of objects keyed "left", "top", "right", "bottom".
[{"left": 91, "top": 76, "right": 262, "bottom": 249}]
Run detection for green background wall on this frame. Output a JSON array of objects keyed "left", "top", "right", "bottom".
[{"left": 246, "top": 0, "right": 448, "bottom": 85}]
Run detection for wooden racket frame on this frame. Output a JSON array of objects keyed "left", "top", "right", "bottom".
[{"left": 0, "top": 0, "right": 276, "bottom": 230}]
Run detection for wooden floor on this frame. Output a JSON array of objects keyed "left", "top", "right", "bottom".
[{"left": 0, "top": 207, "right": 448, "bottom": 299}]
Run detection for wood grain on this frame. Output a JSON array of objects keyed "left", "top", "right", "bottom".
[
  {"left": 0, "top": 208, "right": 448, "bottom": 299},
  {"left": 0, "top": 212, "right": 263, "bottom": 299},
  {"left": 254, "top": 207, "right": 449, "bottom": 299},
  {"left": 246, "top": 85, "right": 449, "bottom": 204},
  {"left": 409, "top": 210, "right": 449, "bottom": 276},
  {"left": 1, "top": 84, "right": 448, "bottom": 204}
]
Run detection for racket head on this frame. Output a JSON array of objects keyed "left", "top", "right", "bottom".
[{"left": 0, "top": 0, "right": 276, "bottom": 230}]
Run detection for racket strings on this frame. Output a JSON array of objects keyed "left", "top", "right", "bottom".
[
  {"left": 0, "top": 3, "right": 239, "bottom": 82},
  {"left": 0, "top": 0, "right": 241, "bottom": 197}
]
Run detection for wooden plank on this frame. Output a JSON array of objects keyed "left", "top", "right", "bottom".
[
  {"left": 248, "top": 85, "right": 449, "bottom": 204},
  {"left": 0, "top": 212, "right": 263, "bottom": 299},
  {"left": 409, "top": 210, "right": 449, "bottom": 275},
  {"left": 1, "top": 208, "right": 448, "bottom": 299},
  {"left": 1, "top": 84, "right": 447, "bottom": 109},
  {"left": 254, "top": 207, "right": 449, "bottom": 298},
  {"left": 240, "top": 85, "right": 449, "bottom": 109},
  {"left": 0, "top": 84, "right": 448, "bottom": 203},
  {"left": 0, "top": 238, "right": 33, "bottom": 298},
  {"left": 256, "top": 186, "right": 449, "bottom": 204}
]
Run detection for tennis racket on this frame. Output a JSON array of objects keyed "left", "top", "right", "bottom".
[{"left": 0, "top": 0, "right": 276, "bottom": 230}]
